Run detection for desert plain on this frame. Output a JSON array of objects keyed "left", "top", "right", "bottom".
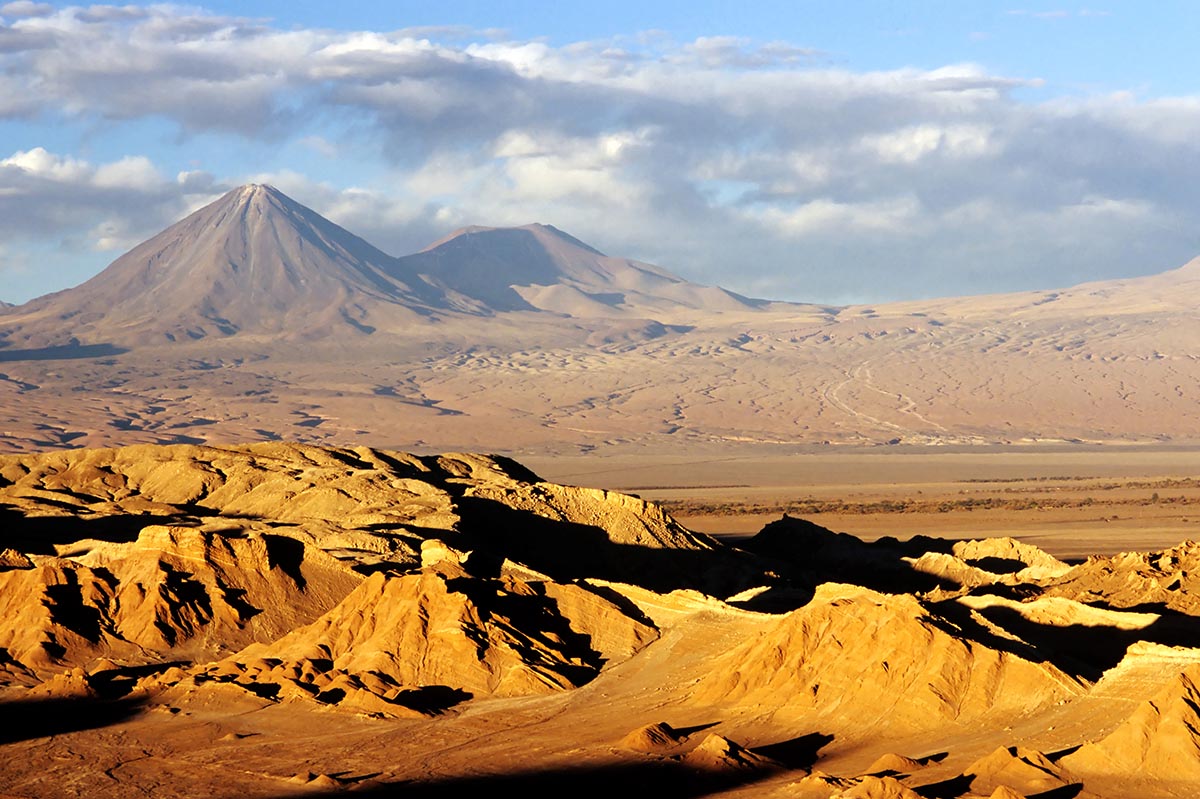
[{"left": 1, "top": 185, "right": 1200, "bottom": 798}]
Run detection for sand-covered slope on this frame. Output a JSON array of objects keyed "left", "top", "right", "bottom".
[{"left": 1065, "top": 665, "right": 1200, "bottom": 779}]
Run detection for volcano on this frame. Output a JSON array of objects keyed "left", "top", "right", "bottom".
[
  {"left": 0, "top": 185, "right": 767, "bottom": 349},
  {"left": 0, "top": 185, "right": 448, "bottom": 347},
  {"left": 396, "top": 223, "right": 766, "bottom": 316}
]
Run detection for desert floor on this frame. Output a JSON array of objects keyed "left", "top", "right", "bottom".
[{"left": 529, "top": 446, "right": 1200, "bottom": 561}]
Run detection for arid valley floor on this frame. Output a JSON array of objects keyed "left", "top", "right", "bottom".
[{"left": 3, "top": 186, "right": 1200, "bottom": 798}]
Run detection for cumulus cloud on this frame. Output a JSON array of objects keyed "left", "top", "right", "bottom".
[
  {"left": 0, "top": 1, "right": 52, "bottom": 17},
  {"left": 0, "top": 146, "right": 222, "bottom": 243},
  {"left": 1, "top": 5, "right": 1199, "bottom": 303}
]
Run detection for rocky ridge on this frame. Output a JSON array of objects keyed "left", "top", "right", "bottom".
[{"left": 5, "top": 444, "right": 1200, "bottom": 798}]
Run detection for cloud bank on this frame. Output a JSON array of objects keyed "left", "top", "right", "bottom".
[{"left": 1, "top": 4, "right": 1198, "bottom": 304}]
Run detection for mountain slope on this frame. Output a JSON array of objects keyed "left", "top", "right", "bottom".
[
  {"left": 395, "top": 223, "right": 767, "bottom": 316},
  {"left": 0, "top": 185, "right": 440, "bottom": 347},
  {"left": 878, "top": 254, "right": 1200, "bottom": 322}
]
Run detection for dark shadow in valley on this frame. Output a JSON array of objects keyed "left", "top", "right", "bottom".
[
  {"left": 86, "top": 661, "right": 191, "bottom": 699},
  {"left": 450, "top": 495, "right": 774, "bottom": 596},
  {"left": 672, "top": 721, "right": 720, "bottom": 737},
  {"left": 391, "top": 686, "right": 472, "bottom": 715},
  {"left": 752, "top": 731, "right": 834, "bottom": 769},
  {"left": 264, "top": 756, "right": 788, "bottom": 799},
  {"left": 0, "top": 695, "right": 146, "bottom": 744},
  {"left": 964, "top": 555, "right": 1027, "bottom": 574},
  {"left": 737, "top": 515, "right": 961, "bottom": 597},
  {"left": 0, "top": 504, "right": 198, "bottom": 554},
  {"left": 915, "top": 773, "right": 974, "bottom": 798},
  {"left": 0, "top": 342, "right": 128, "bottom": 362},
  {"left": 1047, "top": 744, "right": 1082, "bottom": 761},
  {"left": 1029, "top": 785, "right": 1085, "bottom": 799},
  {"left": 0, "top": 503, "right": 266, "bottom": 555},
  {"left": 931, "top": 599, "right": 1200, "bottom": 681}
]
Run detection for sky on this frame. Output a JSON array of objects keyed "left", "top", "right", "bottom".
[{"left": 1, "top": 2, "right": 1199, "bottom": 305}]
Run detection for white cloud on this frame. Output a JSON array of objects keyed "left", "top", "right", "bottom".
[
  {"left": 2, "top": 148, "right": 166, "bottom": 192},
  {"left": 751, "top": 196, "right": 925, "bottom": 237},
  {"left": 0, "top": 1, "right": 52, "bottom": 17},
  {"left": 859, "top": 124, "right": 995, "bottom": 163},
  {"left": 1, "top": 147, "right": 90, "bottom": 181},
  {"left": 0, "top": 6, "right": 1197, "bottom": 303},
  {"left": 92, "top": 155, "right": 162, "bottom": 190},
  {"left": 0, "top": 147, "right": 222, "bottom": 251}
]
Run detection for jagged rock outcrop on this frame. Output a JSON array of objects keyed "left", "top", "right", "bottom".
[
  {"left": 0, "top": 525, "right": 359, "bottom": 682},
  {"left": 199, "top": 568, "right": 658, "bottom": 713},
  {"left": 690, "top": 584, "right": 1081, "bottom": 731},
  {"left": 963, "top": 746, "right": 1072, "bottom": 797},
  {"left": 1, "top": 443, "right": 757, "bottom": 593},
  {"left": 1044, "top": 541, "right": 1200, "bottom": 615},
  {"left": 1, "top": 442, "right": 764, "bottom": 699},
  {"left": 1064, "top": 665, "right": 1200, "bottom": 779}
]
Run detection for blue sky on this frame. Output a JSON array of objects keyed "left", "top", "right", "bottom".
[
  {"left": 160, "top": 0, "right": 1200, "bottom": 97},
  {"left": 2, "top": 1, "right": 1199, "bottom": 305}
]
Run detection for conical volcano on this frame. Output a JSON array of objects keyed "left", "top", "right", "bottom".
[
  {"left": 0, "top": 185, "right": 436, "bottom": 347},
  {"left": 0, "top": 188, "right": 770, "bottom": 349}
]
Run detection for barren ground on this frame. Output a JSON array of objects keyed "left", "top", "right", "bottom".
[
  {"left": 529, "top": 448, "right": 1200, "bottom": 560},
  {"left": 5, "top": 443, "right": 1200, "bottom": 798}
]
